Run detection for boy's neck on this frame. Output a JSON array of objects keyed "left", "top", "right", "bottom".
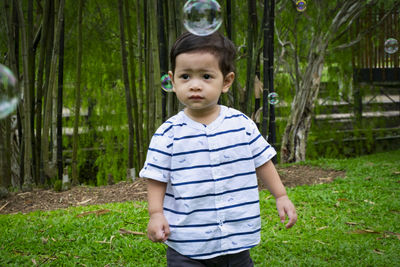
[{"left": 184, "top": 105, "right": 221, "bottom": 125}]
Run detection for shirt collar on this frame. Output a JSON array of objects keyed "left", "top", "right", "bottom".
[{"left": 180, "top": 105, "right": 227, "bottom": 132}]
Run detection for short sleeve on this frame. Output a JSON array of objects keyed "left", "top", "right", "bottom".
[
  {"left": 246, "top": 119, "right": 277, "bottom": 168},
  {"left": 139, "top": 125, "right": 174, "bottom": 183}
]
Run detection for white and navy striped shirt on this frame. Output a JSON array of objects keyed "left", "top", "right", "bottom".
[{"left": 139, "top": 105, "right": 276, "bottom": 259}]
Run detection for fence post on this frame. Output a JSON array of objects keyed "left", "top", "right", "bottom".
[{"left": 353, "top": 83, "right": 363, "bottom": 125}]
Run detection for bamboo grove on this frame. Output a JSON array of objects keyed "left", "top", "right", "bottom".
[
  {"left": 0, "top": 0, "right": 398, "bottom": 189},
  {"left": 0, "top": 0, "right": 253, "bottom": 188}
]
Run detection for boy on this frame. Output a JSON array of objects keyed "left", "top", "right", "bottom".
[{"left": 139, "top": 31, "right": 297, "bottom": 266}]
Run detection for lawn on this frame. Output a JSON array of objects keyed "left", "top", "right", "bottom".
[{"left": 1, "top": 150, "right": 399, "bottom": 266}]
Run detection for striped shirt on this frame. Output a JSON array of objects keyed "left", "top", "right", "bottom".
[{"left": 139, "top": 105, "right": 276, "bottom": 259}]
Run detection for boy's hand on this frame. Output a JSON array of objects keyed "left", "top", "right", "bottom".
[
  {"left": 275, "top": 195, "right": 297, "bottom": 228},
  {"left": 147, "top": 212, "right": 170, "bottom": 242}
]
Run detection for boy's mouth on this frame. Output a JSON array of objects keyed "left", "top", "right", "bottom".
[{"left": 189, "top": 95, "right": 204, "bottom": 100}]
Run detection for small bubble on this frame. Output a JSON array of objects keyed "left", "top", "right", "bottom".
[
  {"left": 183, "top": 0, "right": 222, "bottom": 36},
  {"left": 268, "top": 92, "right": 279, "bottom": 105},
  {"left": 296, "top": 0, "right": 307, "bottom": 12},
  {"left": 161, "top": 74, "right": 173, "bottom": 92},
  {"left": 384, "top": 38, "right": 399, "bottom": 54}
]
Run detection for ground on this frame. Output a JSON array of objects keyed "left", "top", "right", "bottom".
[{"left": 0, "top": 165, "right": 345, "bottom": 215}]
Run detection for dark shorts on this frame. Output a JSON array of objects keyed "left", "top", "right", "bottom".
[{"left": 166, "top": 247, "right": 254, "bottom": 267}]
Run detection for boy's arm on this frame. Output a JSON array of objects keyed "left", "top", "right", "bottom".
[
  {"left": 256, "top": 160, "right": 297, "bottom": 228},
  {"left": 146, "top": 179, "right": 170, "bottom": 242}
]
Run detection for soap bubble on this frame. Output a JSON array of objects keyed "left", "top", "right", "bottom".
[
  {"left": 296, "top": 0, "right": 307, "bottom": 12},
  {"left": 161, "top": 74, "right": 173, "bottom": 92},
  {"left": 0, "top": 64, "right": 19, "bottom": 120},
  {"left": 384, "top": 38, "right": 398, "bottom": 54},
  {"left": 183, "top": 0, "right": 222, "bottom": 36},
  {"left": 268, "top": 92, "right": 279, "bottom": 105}
]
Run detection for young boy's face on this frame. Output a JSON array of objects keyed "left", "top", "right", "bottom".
[{"left": 169, "top": 51, "right": 234, "bottom": 116}]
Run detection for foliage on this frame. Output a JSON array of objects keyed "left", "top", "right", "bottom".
[
  {"left": 62, "top": 1, "right": 132, "bottom": 185},
  {"left": 1, "top": 150, "right": 399, "bottom": 266},
  {"left": 0, "top": 0, "right": 398, "bottom": 186}
]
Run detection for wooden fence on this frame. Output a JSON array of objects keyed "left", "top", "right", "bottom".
[{"left": 352, "top": 7, "right": 400, "bottom": 83}]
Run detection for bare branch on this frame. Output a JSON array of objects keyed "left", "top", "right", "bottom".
[{"left": 331, "top": 3, "right": 398, "bottom": 51}]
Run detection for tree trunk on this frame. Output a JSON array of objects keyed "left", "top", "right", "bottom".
[
  {"left": 51, "top": 61, "right": 58, "bottom": 165},
  {"left": 27, "top": 0, "right": 37, "bottom": 184},
  {"left": 266, "top": 0, "right": 276, "bottom": 159},
  {"left": 7, "top": 0, "right": 24, "bottom": 188},
  {"left": 0, "top": 118, "right": 12, "bottom": 188},
  {"left": 146, "top": 1, "right": 159, "bottom": 141},
  {"left": 262, "top": 0, "right": 270, "bottom": 138},
  {"left": 281, "top": 49, "right": 325, "bottom": 162},
  {"left": 226, "top": 0, "right": 239, "bottom": 110},
  {"left": 117, "top": 0, "right": 135, "bottom": 169},
  {"left": 245, "top": 0, "right": 257, "bottom": 115},
  {"left": 40, "top": 0, "right": 55, "bottom": 184},
  {"left": 151, "top": 1, "right": 162, "bottom": 127},
  {"left": 71, "top": 0, "right": 82, "bottom": 185},
  {"left": 2, "top": 0, "right": 17, "bottom": 188},
  {"left": 136, "top": 0, "right": 145, "bottom": 167},
  {"left": 125, "top": 0, "right": 142, "bottom": 173},
  {"left": 0, "top": 122, "right": 5, "bottom": 187},
  {"left": 35, "top": 0, "right": 52, "bottom": 184},
  {"left": 280, "top": 0, "right": 365, "bottom": 163},
  {"left": 167, "top": 0, "right": 181, "bottom": 116},
  {"left": 42, "top": 0, "right": 64, "bottom": 182},
  {"left": 57, "top": 19, "right": 65, "bottom": 181},
  {"left": 144, "top": 0, "right": 150, "bottom": 147},
  {"left": 157, "top": 0, "right": 168, "bottom": 122},
  {"left": 5, "top": 118, "right": 12, "bottom": 187},
  {"left": 15, "top": 0, "right": 34, "bottom": 189}
]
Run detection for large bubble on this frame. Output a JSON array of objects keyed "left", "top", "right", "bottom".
[
  {"left": 0, "top": 64, "right": 19, "bottom": 120},
  {"left": 384, "top": 38, "right": 399, "bottom": 54},
  {"left": 183, "top": 0, "right": 222, "bottom": 36},
  {"left": 161, "top": 74, "right": 173, "bottom": 92}
]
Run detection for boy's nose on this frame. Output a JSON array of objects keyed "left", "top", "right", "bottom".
[{"left": 189, "top": 80, "right": 202, "bottom": 90}]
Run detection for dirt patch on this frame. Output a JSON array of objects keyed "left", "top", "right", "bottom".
[
  {"left": 0, "top": 165, "right": 345, "bottom": 215},
  {"left": 276, "top": 165, "right": 345, "bottom": 188}
]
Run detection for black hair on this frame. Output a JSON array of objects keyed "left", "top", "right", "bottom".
[{"left": 170, "top": 31, "right": 236, "bottom": 77}]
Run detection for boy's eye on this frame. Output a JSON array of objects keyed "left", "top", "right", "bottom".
[
  {"left": 203, "top": 74, "right": 211, "bottom": 79},
  {"left": 180, "top": 74, "right": 189, "bottom": 80}
]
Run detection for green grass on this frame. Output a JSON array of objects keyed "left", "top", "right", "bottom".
[{"left": 1, "top": 150, "right": 399, "bottom": 266}]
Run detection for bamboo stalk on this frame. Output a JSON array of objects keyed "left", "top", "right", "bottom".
[{"left": 71, "top": 0, "right": 82, "bottom": 185}]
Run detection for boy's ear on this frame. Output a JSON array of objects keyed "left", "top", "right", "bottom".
[
  {"left": 222, "top": 72, "right": 235, "bottom": 93},
  {"left": 168, "top": 71, "right": 175, "bottom": 92}
]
